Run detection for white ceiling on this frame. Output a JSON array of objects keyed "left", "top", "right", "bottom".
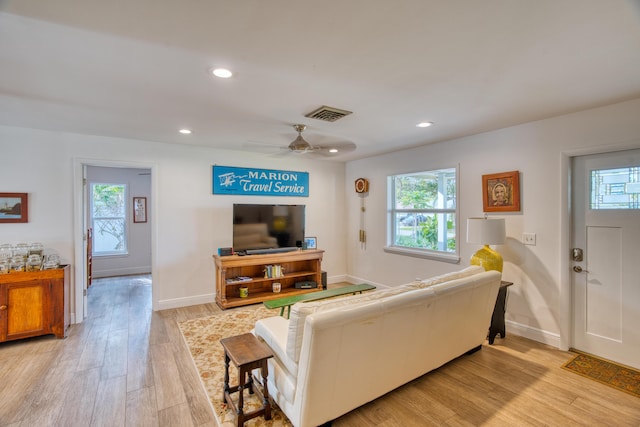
[{"left": 1, "top": 0, "right": 640, "bottom": 161}]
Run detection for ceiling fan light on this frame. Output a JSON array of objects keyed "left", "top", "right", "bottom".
[
  {"left": 289, "top": 135, "right": 311, "bottom": 152},
  {"left": 329, "top": 148, "right": 339, "bottom": 153},
  {"left": 211, "top": 68, "right": 233, "bottom": 78}
]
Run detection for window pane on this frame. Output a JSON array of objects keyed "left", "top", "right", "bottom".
[
  {"left": 388, "top": 167, "right": 457, "bottom": 256},
  {"left": 91, "top": 183, "right": 127, "bottom": 254},
  {"left": 394, "top": 213, "right": 456, "bottom": 253},
  {"left": 394, "top": 170, "right": 455, "bottom": 210},
  {"left": 591, "top": 167, "right": 640, "bottom": 209},
  {"left": 92, "top": 184, "right": 126, "bottom": 216},
  {"left": 93, "top": 218, "right": 126, "bottom": 252}
]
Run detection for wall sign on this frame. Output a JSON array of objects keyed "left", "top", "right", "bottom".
[{"left": 212, "top": 165, "right": 309, "bottom": 197}]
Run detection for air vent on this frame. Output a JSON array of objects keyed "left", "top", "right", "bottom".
[{"left": 305, "top": 105, "right": 352, "bottom": 122}]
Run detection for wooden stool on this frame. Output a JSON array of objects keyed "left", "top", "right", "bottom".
[{"left": 220, "top": 333, "right": 274, "bottom": 426}]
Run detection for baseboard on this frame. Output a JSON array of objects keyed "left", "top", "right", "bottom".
[
  {"left": 156, "top": 293, "right": 216, "bottom": 311},
  {"left": 506, "top": 320, "right": 561, "bottom": 348},
  {"left": 343, "top": 274, "right": 392, "bottom": 289},
  {"left": 92, "top": 266, "right": 151, "bottom": 278}
]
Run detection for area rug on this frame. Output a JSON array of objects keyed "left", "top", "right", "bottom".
[
  {"left": 178, "top": 305, "right": 293, "bottom": 426},
  {"left": 562, "top": 352, "right": 640, "bottom": 398}
]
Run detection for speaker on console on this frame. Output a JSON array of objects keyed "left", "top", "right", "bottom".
[{"left": 218, "top": 247, "right": 233, "bottom": 256}]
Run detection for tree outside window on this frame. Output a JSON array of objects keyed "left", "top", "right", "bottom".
[{"left": 91, "top": 183, "right": 128, "bottom": 255}]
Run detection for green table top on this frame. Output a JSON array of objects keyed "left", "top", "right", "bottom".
[{"left": 263, "top": 283, "right": 376, "bottom": 310}]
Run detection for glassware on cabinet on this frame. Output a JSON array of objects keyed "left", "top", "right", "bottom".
[
  {"left": 26, "top": 254, "right": 42, "bottom": 272},
  {"left": 13, "top": 243, "right": 29, "bottom": 258},
  {"left": 29, "top": 242, "right": 44, "bottom": 256},
  {"left": 0, "top": 260, "right": 9, "bottom": 274},
  {"left": 0, "top": 244, "right": 12, "bottom": 260},
  {"left": 10, "top": 256, "right": 25, "bottom": 272}
]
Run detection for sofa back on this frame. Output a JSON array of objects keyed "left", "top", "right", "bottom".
[
  {"left": 292, "top": 270, "right": 501, "bottom": 427},
  {"left": 285, "top": 265, "right": 485, "bottom": 363}
]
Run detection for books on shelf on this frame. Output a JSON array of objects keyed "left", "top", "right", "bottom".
[{"left": 226, "top": 276, "right": 252, "bottom": 284}]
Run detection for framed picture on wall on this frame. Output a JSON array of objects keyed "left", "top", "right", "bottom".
[
  {"left": 0, "top": 193, "right": 28, "bottom": 223},
  {"left": 304, "top": 236, "right": 317, "bottom": 249},
  {"left": 482, "top": 171, "right": 520, "bottom": 212},
  {"left": 133, "top": 197, "right": 147, "bottom": 223}
]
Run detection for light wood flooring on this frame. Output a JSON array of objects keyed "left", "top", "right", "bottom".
[{"left": 1, "top": 276, "right": 639, "bottom": 426}]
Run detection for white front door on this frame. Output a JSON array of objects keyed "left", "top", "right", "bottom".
[{"left": 572, "top": 149, "right": 640, "bottom": 369}]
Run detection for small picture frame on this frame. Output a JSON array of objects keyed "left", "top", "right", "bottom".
[
  {"left": 0, "top": 193, "right": 28, "bottom": 223},
  {"left": 304, "top": 236, "right": 317, "bottom": 250},
  {"left": 133, "top": 197, "right": 147, "bottom": 223},
  {"left": 482, "top": 171, "right": 520, "bottom": 212}
]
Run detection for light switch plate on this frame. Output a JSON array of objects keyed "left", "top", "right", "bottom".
[{"left": 523, "top": 233, "right": 536, "bottom": 245}]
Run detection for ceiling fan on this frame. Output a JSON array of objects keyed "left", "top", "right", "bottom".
[{"left": 283, "top": 124, "right": 356, "bottom": 156}]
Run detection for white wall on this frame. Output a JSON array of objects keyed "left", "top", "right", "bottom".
[
  {"left": 0, "top": 126, "right": 347, "bottom": 320},
  {"left": 3, "top": 97, "right": 639, "bottom": 343},
  {"left": 345, "top": 97, "right": 640, "bottom": 348},
  {"left": 86, "top": 165, "right": 152, "bottom": 278}
]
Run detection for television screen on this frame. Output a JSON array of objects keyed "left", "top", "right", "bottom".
[{"left": 233, "top": 204, "right": 305, "bottom": 253}]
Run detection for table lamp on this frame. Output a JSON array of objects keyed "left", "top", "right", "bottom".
[{"left": 467, "top": 217, "right": 506, "bottom": 272}]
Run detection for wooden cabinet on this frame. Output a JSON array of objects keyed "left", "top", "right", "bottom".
[
  {"left": 213, "top": 250, "right": 324, "bottom": 309},
  {"left": 0, "top": 265, "right": 70, "bottom": 342}
]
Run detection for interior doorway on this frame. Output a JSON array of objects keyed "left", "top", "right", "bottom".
[
  {"left": 571, "top": 148, "right": 640, "bottom": 369},
  {"left": 73, "top": 159, "right": 156, "bottom": 323}
]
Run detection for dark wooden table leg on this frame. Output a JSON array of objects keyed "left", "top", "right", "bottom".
[
  {"left": 489, "top": 285, "right": 509, "bottom": 344},
  {"left": 261, "top": 360, "right": 272, "bottom": 420},
  {"left": 237, "top": 366, "right": 246, "bottom": 426},
  {"left": 222, "top": 352, "right": 230, "bottom": 403}
]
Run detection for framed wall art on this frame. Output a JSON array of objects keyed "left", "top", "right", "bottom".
[
  {"left": 133, "top": 197, "right": 147, "bottom": 223},
  {"left": 482, "top": 171, "right": 520, "bottom": 212},
  {"left": 0, "top": 193, "right": 28, "bottom": 223}
]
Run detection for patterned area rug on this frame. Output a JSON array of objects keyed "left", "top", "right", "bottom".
[
  {"left": 562, "top": 352, "right": 640, "bottom": 398},
  {"left": 178, "top": 305, "right": 293, "bottom": 426}
]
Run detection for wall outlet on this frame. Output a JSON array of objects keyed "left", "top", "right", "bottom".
[{"left": 523, "top": 232, "right": 536, "bottom": 245}]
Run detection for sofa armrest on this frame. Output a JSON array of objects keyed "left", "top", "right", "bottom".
[{"left": 254, "top": 316, "right": 299, "bottom": 377}]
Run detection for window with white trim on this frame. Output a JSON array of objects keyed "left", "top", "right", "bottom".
[
  {"left": 386, "top": 167, "right": 458, "bottom": 260},
  {"left": 91, "top": 183, "right": 128, "bottom": 255}
]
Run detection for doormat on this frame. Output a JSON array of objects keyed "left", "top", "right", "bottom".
[{"left": 562, "top": 352, "right": 640, "bottom": 398}]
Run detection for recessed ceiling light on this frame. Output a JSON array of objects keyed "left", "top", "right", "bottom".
[
  {"left": 416, "top": 122, "right": 433, "bottom": 128},
  {"left": 211, "top": 68, "right": 233, "bottom": 78},
  {"left": 179, "top": 129, "right": 192, "bottom": 134}
]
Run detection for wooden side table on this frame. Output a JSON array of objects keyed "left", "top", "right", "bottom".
[
  {"left": 220, "top": 333, "right": 274, "bottom": 426},
  {"left": 489, "top": 281, "right": 513, "bottom": 344}
]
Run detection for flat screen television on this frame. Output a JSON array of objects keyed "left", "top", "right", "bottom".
[{"left": 232, "top": 204, "right": 305, "bottom": 254}]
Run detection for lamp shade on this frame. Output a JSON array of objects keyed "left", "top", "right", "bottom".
[
  {"left": 466, "top": 217, "right": 505, "bottom": 245},
  {"left": 467, "top": 217, "right": 506, "bottom": 272}
]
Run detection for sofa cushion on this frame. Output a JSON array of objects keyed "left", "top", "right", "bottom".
[{"left": 403, "top": 265, "right": 484, "bottom": 289}]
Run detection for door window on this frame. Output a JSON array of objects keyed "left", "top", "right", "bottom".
[{"left": 591, "top": 166, "right": 640, "bottom": 209}]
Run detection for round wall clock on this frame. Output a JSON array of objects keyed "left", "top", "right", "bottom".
[{"left": 355, "top": 178, "right": 369, "bottom": 193}]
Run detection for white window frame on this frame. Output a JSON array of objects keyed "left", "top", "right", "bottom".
[
  {"left": 90, "top": 182, "right": 129, "bottom": 257},
  {"left": 384, "top": 167, "right": 460, "bottom": 263}
]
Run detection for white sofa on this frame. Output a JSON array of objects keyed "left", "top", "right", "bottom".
[{"left": 253, "top": 266, "right": 502, "bottom": 427}]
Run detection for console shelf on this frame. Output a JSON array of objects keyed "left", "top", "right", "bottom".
[{"left": 213, "top": 250, "right": 324, "bottom": 309}]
